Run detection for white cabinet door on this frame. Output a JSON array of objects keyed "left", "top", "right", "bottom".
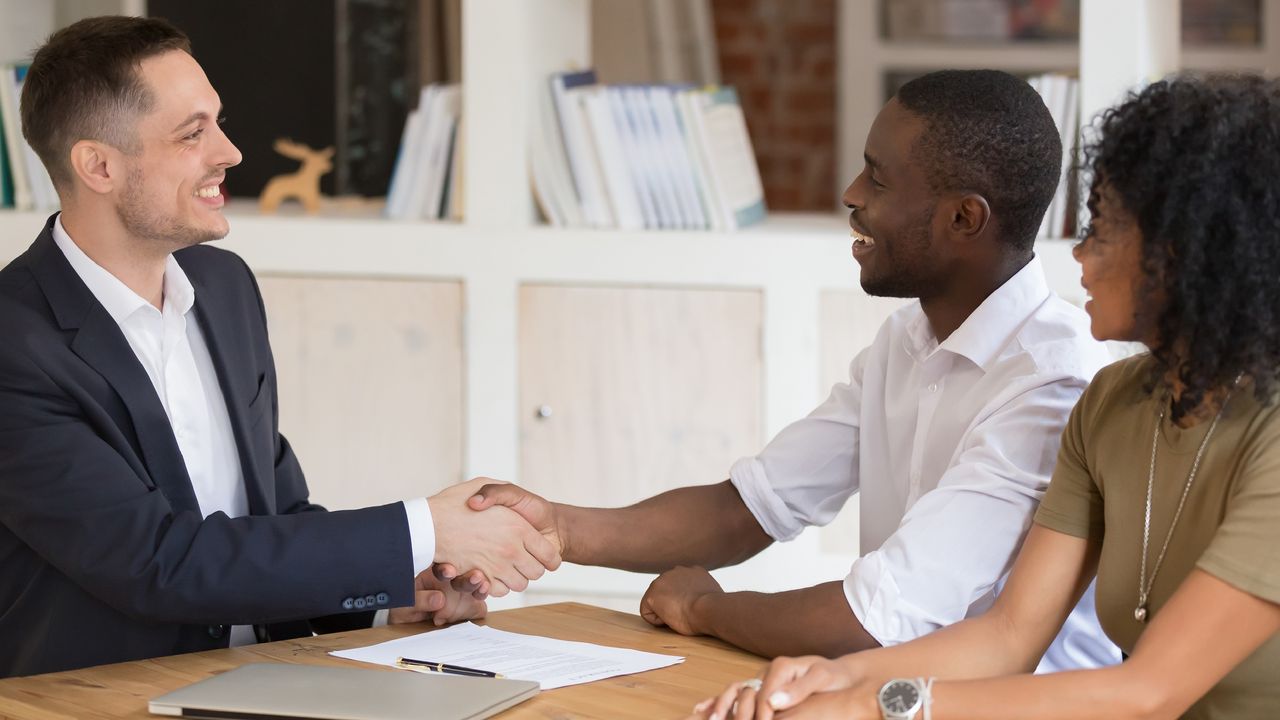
[
  {"left": 257, "top": 275, "right": 464, "bottom": 510},
  {"left": 518, "top": 284, "right": 763, "bottom": 509}
]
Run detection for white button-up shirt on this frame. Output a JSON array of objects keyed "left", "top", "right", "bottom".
[
  {"left": 731, "top": 257, "right": 1120, "bottom": 672},
  {"left": 52, "top": 216, "right": 434, "bottom": 642}
]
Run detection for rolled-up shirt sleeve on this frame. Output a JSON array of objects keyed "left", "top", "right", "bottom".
[
  {"left": 730, "top": 348, "right": 868, "bottom": 542},
  {"left": 843, "top": 375, "right": 1086, "bottom": 646}
]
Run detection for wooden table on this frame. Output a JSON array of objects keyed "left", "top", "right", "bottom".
[{"left": 0, "top": 603, "right": 767, "bottom": 719}]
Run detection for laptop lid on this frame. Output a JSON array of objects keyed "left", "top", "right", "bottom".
[{"left": 148, "top": 663, "right": 540, "bottom": 720}]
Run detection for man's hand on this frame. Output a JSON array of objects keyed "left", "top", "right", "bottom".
[
  {"left": 429, "top": 478, "right": 561, "bottom": 597},
  {"left": 466, "top": 481, "right": 565, "bottom": 557},
  {"left": 389, "top": 566, "right": 489, "bottom": 626},
  {"left": 639, "top": 565, "right": 724, "bottom": 636}
]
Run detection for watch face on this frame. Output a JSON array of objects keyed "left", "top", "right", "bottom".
[{"left": 880, "top": 680, "right": 921, "bottom": 715}]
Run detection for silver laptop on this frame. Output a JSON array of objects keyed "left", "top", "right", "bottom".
[{"left": 149, "top": 663, "right": 540, "bottom": 720}]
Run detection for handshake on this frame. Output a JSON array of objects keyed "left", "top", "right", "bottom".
[{"left": 388, "top": 478, "right": 562, "bottom": 627}]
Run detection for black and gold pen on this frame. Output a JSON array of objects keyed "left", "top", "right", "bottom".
[{"left": 395, "top": 656, "right": 506, "bottom": 678}]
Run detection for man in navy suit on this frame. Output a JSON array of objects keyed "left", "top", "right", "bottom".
[{"left": 0, "top": 16, "right": 557, "bottom": 677}]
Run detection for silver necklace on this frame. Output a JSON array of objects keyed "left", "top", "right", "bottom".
[{"left": 1135, "top": 385, "right": 1236, "bottom": 623}]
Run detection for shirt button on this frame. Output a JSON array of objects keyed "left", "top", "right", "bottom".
[{"left": 928, "top": 383, "right": 938, "bottom": 393}]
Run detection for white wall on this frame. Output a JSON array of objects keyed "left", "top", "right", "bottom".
[{"left": 0, "top": 0, "right": 53, "bottom": 62}]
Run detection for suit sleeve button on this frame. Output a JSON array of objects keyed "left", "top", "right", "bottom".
[
  {"left": 375, "top": 592, "right": 389, "bottom": 606},
  {"left": 342, "top": 597, "right": 355, "bottom": 610}
]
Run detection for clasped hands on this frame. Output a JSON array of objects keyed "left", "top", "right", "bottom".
[{"left": 390, "top": 478, "right": 564, "bottom": 626}]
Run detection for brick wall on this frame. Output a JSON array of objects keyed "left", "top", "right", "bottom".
[{"left": 712, "top": 0, "right": 837, "bottom": 212}]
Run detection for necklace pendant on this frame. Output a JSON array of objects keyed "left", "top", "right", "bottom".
[{"left": 1134, "top": 605, "right": 1147, "bottom": 623}]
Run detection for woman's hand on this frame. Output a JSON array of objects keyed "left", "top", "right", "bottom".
[{"left": 685, "top": 656, "right": 863, "bottom": 720}]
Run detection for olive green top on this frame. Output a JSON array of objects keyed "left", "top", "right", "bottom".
[{"left": 1036, "top": 354, "right": 1280, "bottom": 719}]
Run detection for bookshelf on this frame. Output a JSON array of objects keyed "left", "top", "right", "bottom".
[
  {"left": 0, "top": 0, "right": 1272, "bottom": 612},
  {"left": 838, "top": 0, "right": 1280, "bottom": 238}
]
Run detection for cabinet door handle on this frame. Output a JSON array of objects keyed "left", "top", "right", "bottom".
[{"left": 536, "top": 405, "right": 553, "bottom": 420}]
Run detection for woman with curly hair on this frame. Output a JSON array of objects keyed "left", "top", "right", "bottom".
[{"left": 688, "top": 74, "right": 1280, "bottom": 720}]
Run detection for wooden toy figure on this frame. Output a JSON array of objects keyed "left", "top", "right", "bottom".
[{"left": 258, "top": 139, "right": 334, "bottom": 213}]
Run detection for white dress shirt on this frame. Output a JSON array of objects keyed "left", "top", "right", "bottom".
[
  {"left": 731, "top": 257, "right": 1120, "bottom": 672},
  {"left": 52, "top": 216, "right": 435, "bottom": 644}
]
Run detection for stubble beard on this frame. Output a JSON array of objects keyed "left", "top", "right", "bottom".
[
  {"left": 860, "top": 208, "right": 935, "bottom": 299},
  {"left": 116, "top": 165, "right": 227, "bottom": 252}
]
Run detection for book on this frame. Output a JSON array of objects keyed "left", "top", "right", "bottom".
[
  {"left": 623, "top": 86, "right": 683, "bottom": 229},
  {"left": 1049, "top": 75, "right": 1080, "bottom": 238},
  {"left": 529, "top": 70, "right": 767, "bottom": 232},
  {"left": 1029, "top": 72, "right": 1079, "bottom": 240},
  {"left": 385, "top": 83, "right": 462, "bottom": 221},
  {"left": 385, "top": 94, "right": 428, "bottom": 218},
  {"left": 605, "top": 87, "right": 659, "bottom": 229},
  {"left": 676, "top": 87, "right": 725, "bottom": 232},
  {"left": 531, "top": 78, "right": 584, "bottom": 227},
  {"left": 0, "top": 63, "right": 33, "bottom": 211},
  {"left": 648, "top": 85, "right": 707, "bottom": 229},
  {"left": 686, "top": 86, "right": 766, "bottom": 229},
  {"left": 580, "top": 88, "right": 644, "bottom": 230},
  {"left": 550, "top": 70, "right": 614, "bottom": 228},
  {"left": 413, "top": 84, "right": 460, "bottom": 220},
  {"left": 0, "top": 97, "right": 11, "bottom": 208},
  {"left": 443, "top": 117, "right": 466, "bottom": 221}
]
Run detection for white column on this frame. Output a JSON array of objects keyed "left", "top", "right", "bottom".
[
  {"left": 836, "top": 0, "right": 879, "bottom": 206},
  {"left": 0, "top": 0, "right": 53, "bottom": 61},
  {"left": 1079, "top": 0, "right": 1181, "bottom": 129},
  {"left": 463, "top": 272, "right": 520, "bottom": 483},
  {"left": 461, "top": 0, "right": 590, "bottom": 229}
]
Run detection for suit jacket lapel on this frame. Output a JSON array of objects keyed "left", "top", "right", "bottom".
[
  {"left": 183, "top": 264, "right": 274, "bottom": 516},
  {"left": 27, "top": 219, "right": 202, "bottom": 514}
]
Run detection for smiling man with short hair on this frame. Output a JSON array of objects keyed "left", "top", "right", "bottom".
[
  {"left": 0, "top": 15, "right": 557, "bottom": 677},
  {"left": 464, "top": 70, "right": 1120, "bottom": 672}
]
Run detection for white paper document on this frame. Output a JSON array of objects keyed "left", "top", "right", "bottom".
[{"left": 330, "top": 622, "right": 684, "bottom": 690}]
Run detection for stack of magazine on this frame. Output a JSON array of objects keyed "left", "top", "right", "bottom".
[
  {"left": 0, "top": 61, "right": 59, "bottom": 211},
  {"left": 385, "top": 83, "right": 464, "bottom": 221},
  {"left": 533, "top": 69, "right": 767, "bottom": 231}
]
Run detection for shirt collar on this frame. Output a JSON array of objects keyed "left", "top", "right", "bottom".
[
  {"left": 903, "top": 255, "right": 1052, "bottom": 372},
  {"left": 52, "top": 213, "right": 196, "bottom": 323}
]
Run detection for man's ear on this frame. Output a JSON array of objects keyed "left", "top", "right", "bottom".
[
  {"left": 68, "top": 140, "right": 119, "bottom": 195},
  {"left": 949, "top": 193, "right": 991, "bottom": 240}
]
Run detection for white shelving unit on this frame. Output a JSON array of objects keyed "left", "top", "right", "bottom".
[
  {"left": 0, "top": 200, "right": 1084, "bottom": 610},
  {"left": 838, "top": 0, "right": 1280, "bottom": 219},
  {"left": 1, "top": 0, "right": 1268, "bottom": 611}
]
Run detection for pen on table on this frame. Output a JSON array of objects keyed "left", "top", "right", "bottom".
[{"left": 395, "top": 657, "right": 506, "bottom": 678}]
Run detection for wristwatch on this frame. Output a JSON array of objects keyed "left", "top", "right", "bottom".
[{"left": 877, "top": 677, "right": 929, "bottom": 719}]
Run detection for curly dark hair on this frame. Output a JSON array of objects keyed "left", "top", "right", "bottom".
[
  {"left": 1083, "top": 74, "right": 1280, "bottom": 418},
  {"left": 897, "top": 69, "right": 1062, "bottom": 252}
]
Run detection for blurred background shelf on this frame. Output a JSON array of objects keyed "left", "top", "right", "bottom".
[{"left": 0, "top": 0, "right": 1274, "bottom": 612}]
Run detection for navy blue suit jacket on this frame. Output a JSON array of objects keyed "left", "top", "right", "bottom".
[{"left": 0, "top": 215, "right": 415, "bottom": 677}]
